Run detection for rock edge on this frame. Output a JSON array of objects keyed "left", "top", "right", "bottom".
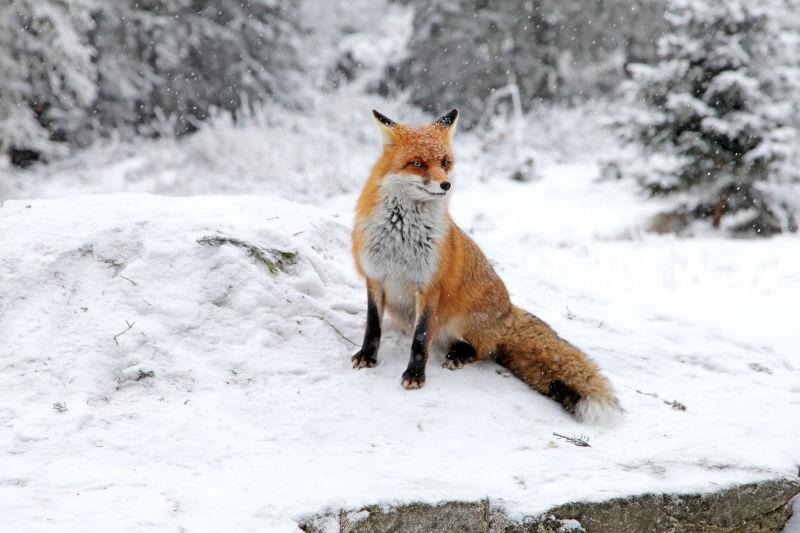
[{"left": 300, "top": 478, "right": 800, "bottom": 533}]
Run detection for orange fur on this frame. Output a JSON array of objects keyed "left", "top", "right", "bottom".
[{"left": 351, "top": 111, "right": 620, "bottom": 424}]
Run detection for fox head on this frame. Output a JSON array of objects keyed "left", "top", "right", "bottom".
[{"left": 369, "top": 109, "right": 458, "bottom": 201}]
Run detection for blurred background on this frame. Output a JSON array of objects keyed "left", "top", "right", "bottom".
[{"left": 1, "top": 0, "right": 799, "bottom": 236}]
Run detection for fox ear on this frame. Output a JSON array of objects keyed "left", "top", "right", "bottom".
[
  {"left": 435, "top": 109, "right": 459, "bottom": 135},
  {"left": 372, "top": 109, "right": 397, "bottom": 145}
]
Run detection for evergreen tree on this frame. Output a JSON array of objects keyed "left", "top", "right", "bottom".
[
  {"left": 617, "top": 0, "right": 800, "bottom": 235},
  {"left": 0, "top": 0, "right": 304, "bottom": 163},
  {"left": 0, "top": 0, "right": 97, "bottom": 163},
  {"left": 384, "top": 0, "right": 666, "bottom": 128},
  {"left": 91, "top": 0, "right": 304, "bottom": 137}
]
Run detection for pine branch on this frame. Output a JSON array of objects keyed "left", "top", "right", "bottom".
[{"left": 197, "top": 235, "right": 296, "bottom": 275}]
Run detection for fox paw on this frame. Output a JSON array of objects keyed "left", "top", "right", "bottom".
[
  {"left": 401, "top": 370, "right": 425, "bottom": 390},
  {"left": 442, "top": 354, "right": 475, "bottom": 370},
  {"left": 442, "top": 341, "right": 476, "bottom": 370},
  {"left": 351, "top": 351, "right": 377, "bottom": 368}
]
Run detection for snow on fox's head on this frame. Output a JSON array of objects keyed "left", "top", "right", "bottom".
[{"left": 371, "top": 109, "right": 458, "bottom": 201}]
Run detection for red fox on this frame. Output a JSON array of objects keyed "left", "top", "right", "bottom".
[{"left": 351, "top": 109, "right": 621, "bottom": 425}]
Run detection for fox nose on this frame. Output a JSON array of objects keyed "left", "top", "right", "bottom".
[{"left": 440, "top": 181, "right": 451, "bottom": 191}]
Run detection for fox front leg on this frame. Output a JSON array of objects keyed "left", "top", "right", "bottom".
[
  {"left": 352, "top": 282, "right": 384, "bottom": 368},
  {"left": 401, "top": 290, "right": 439, "bottom": 389}
]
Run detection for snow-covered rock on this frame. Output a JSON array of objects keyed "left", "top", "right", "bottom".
[{"left": 1, "top": 194, "right": 799, "bottom": 532}]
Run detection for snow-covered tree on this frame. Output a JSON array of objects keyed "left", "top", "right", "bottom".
[
  {"left": 0, "top": 0, "right": 97, "bottom": 163},
  {"left": 384, "top": 0, "right": 666, "bottom": 128},
  {"left": 617, "top": 0, "right": 800, "bottom": 235},
  {"left": 1, "top": 0, "right": 304, "bottom": 164},
  {"left": 91, "top": 0, "right": 304, "bottom": 137}
]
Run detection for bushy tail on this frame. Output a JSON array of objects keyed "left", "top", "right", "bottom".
[{"left": 495, "top": 306, "right": 621, "bottom": 425}]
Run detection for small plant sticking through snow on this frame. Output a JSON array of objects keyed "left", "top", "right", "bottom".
[
  {"left": 136, "top": 370, "right": 155, "bottom": 381},
  {"left": 664, "top": 400, "right": 687, "bottom": 411},
  {"left": 197, "top": 235, "right": 296, "bottom": 275},
  {"left": 636, "top": 389, "right": 687, "bottom": 411},
  {"left": 553, "top": 432, "right": 591, "bottom": 447},
  {"left": 52, "top": 401, "right": 68, "bottom": 413}
]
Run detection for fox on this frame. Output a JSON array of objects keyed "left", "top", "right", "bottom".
[{"left": 350, "top": 109, "right": 621, "bottom": 425}]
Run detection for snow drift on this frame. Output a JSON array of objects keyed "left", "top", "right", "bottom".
[{"left": 1, "top": 194, "right": 799, "bottom": 532}]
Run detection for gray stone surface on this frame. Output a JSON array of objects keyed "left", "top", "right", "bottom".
[{"left": 299, "top": 478, "right": 800, "bottom": 533}]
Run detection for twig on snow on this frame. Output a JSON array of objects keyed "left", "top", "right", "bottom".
[
  {"left": 323, "top": 319, "right": 357, "bottom": 346},
  {"left": 553, "top": 432, "right": 591, "bottom": 447},
  {"left": 663, "top": 399, "right": 687, "bottom": 411},
  {"left": 120, "top": 275, "right": 137, "bottom": 285},
  {"left": 113, "top": 320, "right": 135, "bottom": 345},
  {"left": 636, "top": 389, "right": 687, "bottom": 411}
]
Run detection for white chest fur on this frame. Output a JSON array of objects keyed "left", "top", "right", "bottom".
[{"left": 358, "top": 183, "right": 448, "bottom": 305}]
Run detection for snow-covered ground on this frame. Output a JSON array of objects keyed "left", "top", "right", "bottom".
[
  {"left": 3, "top": 0, "right": 798, "bottom": 529},
  {"left": 2, "top": 111, "right": 799, "bottom": 530}
]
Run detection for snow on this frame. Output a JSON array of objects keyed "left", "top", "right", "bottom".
[
  {"left": 2, "top": 6, "right": 799, "bottom": 517},
  {"left": 2, "top": 135, "right": 799, "bottom": 531},
  {"left": 3, "top": 0, "right": 799, "bottom": 528}
]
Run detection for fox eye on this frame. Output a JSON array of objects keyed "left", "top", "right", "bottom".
[
  {"left": 442, "top": 158, "right": 451, "bottom": 169},
  {"left": 409, "top": 160, "right": 425, "bottom": 168}
]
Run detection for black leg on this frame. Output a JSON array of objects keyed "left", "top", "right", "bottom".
[
  {"left": 401, "top": 308, "right": 430, "bottom": 389},
  {"left": 352, "top": 288, "right": 382, "bottom": 368},
  {"left": 442, "top": 340, "right": 476, "bottom": 370}
]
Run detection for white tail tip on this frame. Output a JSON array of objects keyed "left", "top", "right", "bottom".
[{"left": 574, "top": 396, "right": 622, "bottom": 426}]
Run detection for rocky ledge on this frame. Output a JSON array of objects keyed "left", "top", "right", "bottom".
[{"left": 301, "top": 478, "right": 799, "bottom": 533}]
